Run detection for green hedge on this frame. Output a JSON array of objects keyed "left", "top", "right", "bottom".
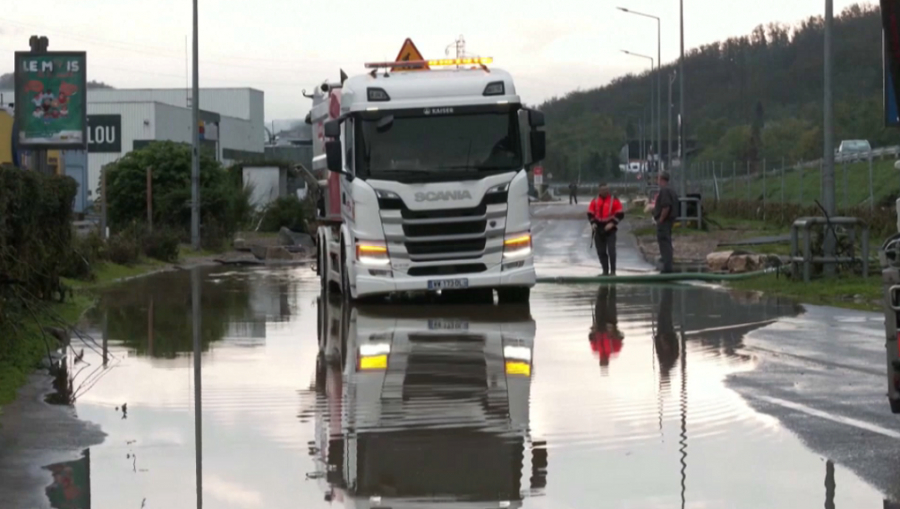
[
  {"left": 0, "top": 167, "right": 77, "bottom": 405},
  {"left": 0, "top": 167, "right": 77, "bottom": 302}
]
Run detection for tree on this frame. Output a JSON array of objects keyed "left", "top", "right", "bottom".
[
  {"left": 608, "top": 151, "right": 623, "bottom": 179},
  {"left": 104, "top": 141, "right": 251, "bottom": 243}
]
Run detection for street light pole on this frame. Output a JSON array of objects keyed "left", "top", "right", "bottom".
[
  {"left": 618, "top": 7, "right": 661, "bottom": 172},
  {"left": 622, "top": 50, "right": 655, "bottom": 176},
  {"left": 191, "top": 0, "right": 201, "bottom": 251},
  {"left": 679, "top": 0, "right": 686, "bottom": 195},
  {"left": 823, "top": 0, "right": 836, "bottom": 273}
]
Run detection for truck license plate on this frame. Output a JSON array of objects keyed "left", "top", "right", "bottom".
[
  {"left": 428, "top": 319, "right": 470, "bottom": 330},
  {"left": 427, "top": 278, "right": 469, "bottom": 290}
]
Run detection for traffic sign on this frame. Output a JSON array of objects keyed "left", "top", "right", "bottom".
[
  {"left": 533, "top": 165, "right": 543, "bottom": 176},
  {"left": 392, "top": 38, "right": 429, "bottom": 72}
]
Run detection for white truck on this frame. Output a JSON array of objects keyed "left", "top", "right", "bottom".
[
  {"left": 313, "top": 296, "right": 545, "bottom": 508},
  {"left": 879, "top": 233, "right": 900, "bottom": 414},
  {"left": 307, "top": 54, "right": 544, "bottom": 303}
]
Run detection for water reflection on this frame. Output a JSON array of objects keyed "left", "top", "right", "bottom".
[
  {"left": 44, "top": 450, "right": 91, "bottom": 508},
  {"left": 90, "top": 268, "right": 295, "bottom": 358},
  {"left": 589, "top": 285, "right": 623, "bottom": 373},
  {"left": 654, "top": 287, "right": 679, "bottom": 385},
  {"left": 311, "top": 295, "right": 546, "bottom": 507}
]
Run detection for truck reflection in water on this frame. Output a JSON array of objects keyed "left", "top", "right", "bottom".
[{"left": 311, "top": 296, "right": 546, "bottom": 508}]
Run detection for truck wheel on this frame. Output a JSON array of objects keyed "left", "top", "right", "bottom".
[
  {"left": 497, "top": 286, "right": 531, "bottom": 305},
  {"left": 318, "top": 242, "right": 328, "bottom": 293},
  {"left": 891, "top": 398, "right": 900, "bottom": 414}
]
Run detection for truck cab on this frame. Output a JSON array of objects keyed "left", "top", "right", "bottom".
[
  {"left": 308, "top": 57, "right": 544, "bottom": 303},
  {"left": 313, "top": 296, "right": 545, "bottom": 508}
]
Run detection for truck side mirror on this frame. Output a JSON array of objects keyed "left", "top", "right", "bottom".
[
  {"left": 325, "top": 140, "right": 343, "bottom": 174},
  {"left": 530, "top": 131, "right": 546, "bottom": 163},
  {"left": 324, "top": 120, "right": 341, "bottom": 138},
  {"left": 528, "top": 110, "right": 545, "bottom": 128}
]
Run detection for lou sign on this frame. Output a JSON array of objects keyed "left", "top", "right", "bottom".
[{"left": 87, "top": 114, "right": 121, "bottom": 153}]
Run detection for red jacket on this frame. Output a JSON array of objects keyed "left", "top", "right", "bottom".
[{"left": 587, "top": 195, "right": 624, "bottom": 231}]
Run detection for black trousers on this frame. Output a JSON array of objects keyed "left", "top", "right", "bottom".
[
  {"left": 594, "top": 230, "right": 617, "bottom": 275},
  {"left": 657, "top": 222, "right": 674, "bottom": 273},
  {"left": 569, "top": 193, "right": 578, "bottom": 204}
]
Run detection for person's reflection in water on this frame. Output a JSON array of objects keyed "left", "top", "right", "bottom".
[
  {"left": 654, "top": 288, "right": 680, "bottom": 385},
  {"left": 589, "top": 285, "right": 623, "bottom": 375}
]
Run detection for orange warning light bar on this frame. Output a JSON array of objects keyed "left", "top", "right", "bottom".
[{"left": 364, "top": 57, "right": 493, "bottom": 70}]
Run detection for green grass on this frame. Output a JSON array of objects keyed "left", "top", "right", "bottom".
[
  {"left": 728, "top": 273, "right": 881, "bottom": 311},
  {"left": 62, "top": 259, "right": 167, "bottom": 291},
  {"left": 714, "top": 158, "right": 899, "bottom": 207},
  {"left": 0, "top": 293, "right": 95, "bottom": 406},
  {"left": 178, "top": 244, "right": 219, "bottom": 259}
]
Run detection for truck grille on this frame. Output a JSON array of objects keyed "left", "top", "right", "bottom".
[
  {"left": 380, "top": 190, "right": 508, "bottom": 262},
  {"left": 407, "top": 264, "right": 487, "bottom": 277},
  {"left": 405, "top": 238, "right": 486, "bottom": 257}
]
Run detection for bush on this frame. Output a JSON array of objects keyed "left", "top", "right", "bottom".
[
  {"left": 63, "top": 230, "right": 106, "bottom": 280},
  {"left": 142, "top": 228, "right": 180, "bottom": 263},
  {"left": 0, "top": 168, "right": 77, "bottom": 302},
  {"left": 258, "top": 195, "right": 310, "bottom": 233},
  {"left": 106, "top": 232, "right": 141, "bottom": 265},
  {"left": 104, "top": 141, "right": 252, "bottom": 240}
]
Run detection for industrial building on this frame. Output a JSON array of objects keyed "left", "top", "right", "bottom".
[{"left": 0, "top": 87, "right": 265, "bottom": 208}]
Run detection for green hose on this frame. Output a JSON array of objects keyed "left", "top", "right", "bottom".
[{"left": 535, "top": 268, "right": 775, "bottom": 285}]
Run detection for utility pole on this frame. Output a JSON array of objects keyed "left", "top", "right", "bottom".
[
  {"left": 823, "top": 0, "right": 837, "bottom": 273},
  {"left": 668, "top": 72, "right": 676, "bottom": 171},
  {"left": 679, "top": 0, "right": 687, "bottom": 196},
  {"left": 657, "top": 19, "right": 661, "bottom": 177},
  {"left": 190, "top": 0, "right": 201, "bottom": 251}
]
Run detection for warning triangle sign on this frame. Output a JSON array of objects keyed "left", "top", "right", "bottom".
[{"left": 392, "top": 38, "right": 429, "bottom": 72}]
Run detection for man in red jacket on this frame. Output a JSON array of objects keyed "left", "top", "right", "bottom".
[{"left": 587, "top": 184, "right": 625, "bottom": 276}]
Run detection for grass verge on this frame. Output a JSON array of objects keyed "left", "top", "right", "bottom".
[
  {"left": 727, "top": 273, "right": 881, "bottom": 311},
  {"left": 0, "top": 293, "right": 96, "bottom": 407}
]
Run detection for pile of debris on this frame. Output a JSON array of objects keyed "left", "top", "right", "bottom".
[
  {"left": 223, "top": 228, "right": 315, "bottom": 266},
  {"left": 706, "top": 250, "right": 784, "bottom": 274}
]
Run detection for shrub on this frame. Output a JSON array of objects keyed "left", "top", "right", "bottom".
[
  {"left": 106, "top": 232, "right": 140, "bottom": 265},
  {"left": 63, "top": 230, "right": 106, "bottom": 280},
  {"left": 142, "top": 228, "right": 181, "bottom": 263},
  {"left": 258, "top": 195, "right": 310, "bottom": 233}
]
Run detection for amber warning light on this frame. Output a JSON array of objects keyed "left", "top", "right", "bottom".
[{"left": 365, "top": 57, "right": 494, "bottom": 70}]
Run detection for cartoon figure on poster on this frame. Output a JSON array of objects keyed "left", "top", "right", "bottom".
[{"left": 28, "top": 81, "right": 77, "bottom": 123}]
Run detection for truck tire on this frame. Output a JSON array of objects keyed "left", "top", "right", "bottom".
[
  {"left": 497, "top": 286, "right": 530, "bottom": 305},
  {"left": 318, "top": 241, "right": 328, "bottom": 293},
  {"left": 341, "top": 247, "right": 354, "bottom": 302},
  {"left": 891, "top": 398, "right": 900, "bottom": 414}
]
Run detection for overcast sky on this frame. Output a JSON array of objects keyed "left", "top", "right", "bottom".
[{"left": 0, "top": 0, "right": 872, "bottom": 121}]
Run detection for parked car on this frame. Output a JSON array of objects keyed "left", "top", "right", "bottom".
[{"left": 836, "top": 139, "right": 872, "bottom": 162}]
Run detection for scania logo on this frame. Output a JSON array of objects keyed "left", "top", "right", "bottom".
[
  {"left": 415, "top": 190, "right": 472, "bottom": 202},
  {"left": 424, "top": 107, "right": 454, "bottom": 115}
]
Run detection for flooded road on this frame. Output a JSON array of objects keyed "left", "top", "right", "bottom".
[
  {"left": 37, "top": 265, "right": 892, "bottom": 508},
  {"left": 7, "top": 204, "right": 900, "bottom": 508}
]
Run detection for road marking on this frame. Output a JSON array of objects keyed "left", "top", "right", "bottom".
[{"left": 754, "top": 395, "right": 900, "bottom": 439}]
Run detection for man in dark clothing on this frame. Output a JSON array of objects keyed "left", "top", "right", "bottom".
[
  {"left": 587, "top": 184, "right": 625, "bottom": 276},
  {"left": 654, "top": 287, "right": 679, "bottom": 386},
  {"left": 652, "top": 171, "right": 679, "bottom": 273},
  {"left": 568, "top": 182, "right": 578, "bottom": 204}
]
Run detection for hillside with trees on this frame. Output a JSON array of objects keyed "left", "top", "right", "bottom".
[{"left": 540, "top": 3, "right": 892, "bottom": 181}]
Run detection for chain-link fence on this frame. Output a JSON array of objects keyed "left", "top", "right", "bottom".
[{"left": 684, "top": 150, "right": 900, "bottom": 213}]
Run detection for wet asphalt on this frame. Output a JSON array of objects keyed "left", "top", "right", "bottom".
[{"left": 2, "top": 202, "right": 900, "bottom": 508}]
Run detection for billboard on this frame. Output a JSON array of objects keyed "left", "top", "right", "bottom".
[{"left": 14, "top": 51, "right": 87, "bottom": 148}]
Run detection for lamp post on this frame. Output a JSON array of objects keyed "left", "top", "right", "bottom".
[
  {"left": 622, "top": 50, "right": 655, "bottom": 176},
  {"left": 618, "top": 7, "right": 661, "bottom": 172}
]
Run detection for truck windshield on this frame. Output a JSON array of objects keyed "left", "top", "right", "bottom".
[{"left": 355, "top": 109, "right": 522, "bottom": 179}]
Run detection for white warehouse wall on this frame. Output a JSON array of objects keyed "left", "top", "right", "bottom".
[{"left": 86, "top": 102, "right": 156, "bottom": 198}]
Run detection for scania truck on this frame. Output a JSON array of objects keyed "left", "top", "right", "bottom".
[
  {"left": 307, "top": 52, "right": 545, "bottom": 303},
  {"left": 312, "top": 296, "right": 545, "bottom": 508}
]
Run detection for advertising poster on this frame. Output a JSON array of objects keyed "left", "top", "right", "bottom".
[{"left": 14, "top": 52, "right": 87, "bottom": 148}]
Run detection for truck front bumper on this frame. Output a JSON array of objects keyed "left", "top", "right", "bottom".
[{"left": 354, "top": 259, "right": 535, "bottom": 298}]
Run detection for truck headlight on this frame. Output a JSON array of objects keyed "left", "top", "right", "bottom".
[
  {"left": 487, "top": 182, "right": 510, "bottom": 194},
  {"left": 503, "top": 232, "right": 532, "bottom": 259},
  {"left": 357, "top": 242, "right": 390, "bottom": 266}
]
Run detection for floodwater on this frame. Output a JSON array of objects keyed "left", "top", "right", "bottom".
[{"left": 45, "top": 265, "right": 894, "bottom": 508}]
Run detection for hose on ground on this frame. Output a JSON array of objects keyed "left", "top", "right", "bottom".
[{"left": 536, "top": 268, "right": 775, "bottom": 285}]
